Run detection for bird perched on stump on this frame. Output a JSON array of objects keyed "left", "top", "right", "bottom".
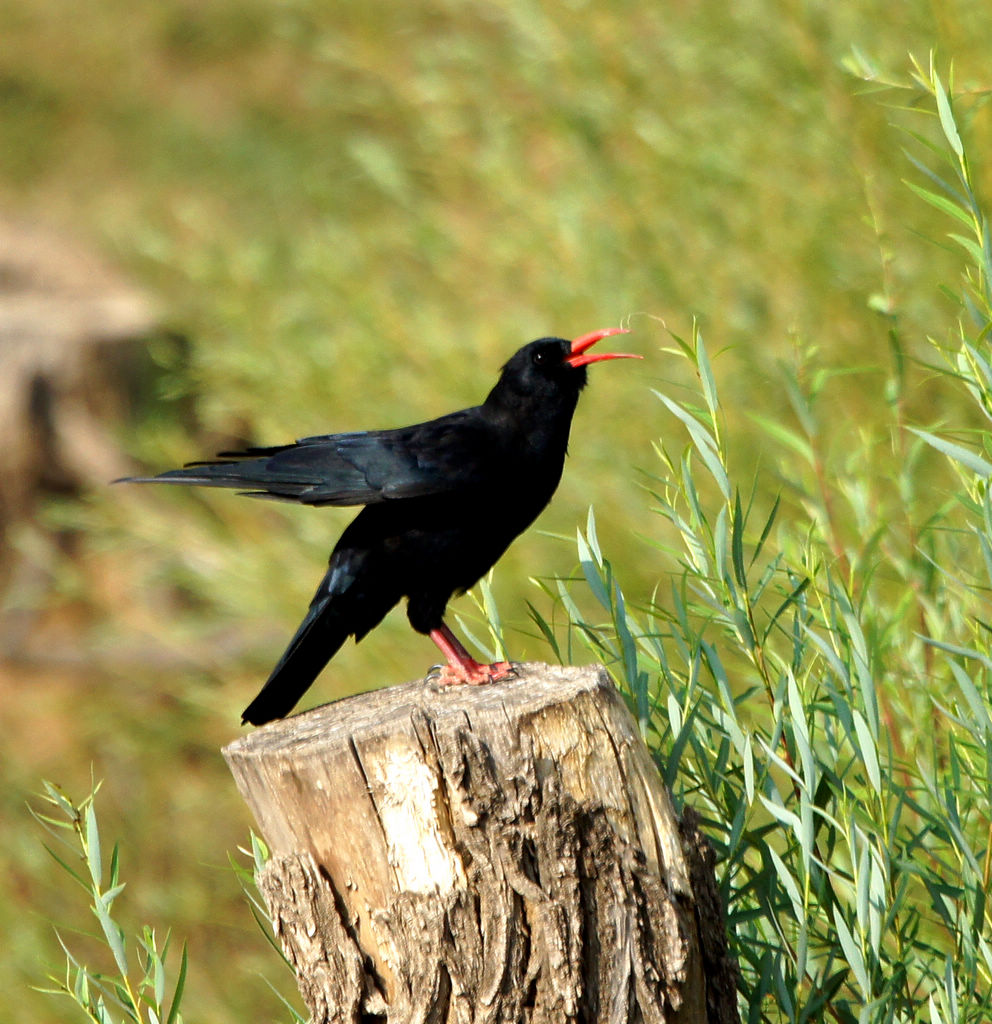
[{"left": 120, "top": 327, "right": 640, "bottom": 725}]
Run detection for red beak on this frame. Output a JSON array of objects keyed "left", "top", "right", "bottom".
[{"left": 564, "top": 327, "right": 641, "bottom": 369}]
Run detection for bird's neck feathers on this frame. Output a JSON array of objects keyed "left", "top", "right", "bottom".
[
  {"left": 482, "top": 365, "right": 586, "bottom": 421},
  {"left": 480, "top": 372, "right": 584, "bottom": 468}
]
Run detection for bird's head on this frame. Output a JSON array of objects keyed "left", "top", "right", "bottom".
[{"left": 492, "top": 328, "right": 640, "bottom": 407}]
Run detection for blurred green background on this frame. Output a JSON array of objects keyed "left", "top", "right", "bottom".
[{"left": 1, "top": 1, "right": 990, "bottom": 1020}]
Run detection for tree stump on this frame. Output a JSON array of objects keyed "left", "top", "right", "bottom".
[
  {"left": 223, "top": 663, "right": 739, "bottom": 1024},
  {"left": 0, "top": 215, "right": 158, "bottom": 510}
]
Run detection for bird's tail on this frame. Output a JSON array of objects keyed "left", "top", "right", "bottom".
[
  {"left": 115, "top": 445, "right": 314, "bottom": 502},
  {"left": 241, "top": 549, "right": 394, "bottom": 725},
  {"left": 241, "top": 582, "right": 350, "bottom": 725}
]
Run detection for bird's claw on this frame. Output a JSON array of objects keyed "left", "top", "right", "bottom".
[{"left": 428, "top": 660, "right": 518, "bottom": 688}]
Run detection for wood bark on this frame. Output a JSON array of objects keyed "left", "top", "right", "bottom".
[{"left": 223, "top": 663, "right": 739, "bottom": 1024}]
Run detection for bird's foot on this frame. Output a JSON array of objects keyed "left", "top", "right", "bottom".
[
  {"left": 437, "top": 659, "right": 516, "bottom": 687},
  {"left": 426, "top": 623, "right": 518, "bottom": 687},
  {"left": 424, "top": 659, "right": 517, "bottom": 687}
]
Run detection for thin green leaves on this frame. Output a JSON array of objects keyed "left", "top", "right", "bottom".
[
  {"left": 575, "top": 507, "right": 652, "bottom": 731},
  {"left": 653, "top": 391, "right": 731, "bottom": 502},
  {"left": 33, "top": 781, "right": 188, "bottom": 1024}
]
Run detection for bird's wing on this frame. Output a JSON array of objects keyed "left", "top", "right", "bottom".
[{"left": 120, "top": 410, "right": 499, "bottom": 506}]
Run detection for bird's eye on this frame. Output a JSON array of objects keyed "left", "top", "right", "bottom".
[{"left": 532, "top": 348, "right": 556, "bottom": 367}]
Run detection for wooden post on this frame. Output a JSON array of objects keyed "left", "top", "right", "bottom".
[{"left": 223, "top": 663, "right": 739, "bottom": 1023}]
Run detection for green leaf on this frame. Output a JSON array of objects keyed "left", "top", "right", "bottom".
[
  {"left": 852, "top": 709, "right": 882, "bottom": 794},
  {"left": 949, "top": 231, "right": 985, "bottom": 266},
  {"left": 144, "top": 927, "right": 166, "bottom": 1006},
  {"left": 947, "top": 659, "right": 992, "bottom": 736},
  {"left": 763, "top": 576, "right": 810, "bottom": 643},
  {"left": 920, "top": 634, "right": 992, "bottom": 669},
  {"left": 768, "top": 845, "right": 803, "bottom": 920},
  {"left": 653, "top": 391, "right": 731, "bottom": 500},
  {"left": 731, "top": 491, "right": 747, "bottom": 589},
  {"left": 742, "top": 734, "right": 755, "bottom": 804},
  {"left": 753, "top": 493, "right": 780, "bottom": 567},
  {"left": 165, "top": 942, "right": 188, "bottom": 1024},
  {"left": 101, "top": 882, "right": 127, "bottom": 905},
  {"left": 41, "top": 780, "right": 78, "bottom": 821},
  {"left": 833, "top": 908, "right": 870, "bottom": 995},
  {"left": 746, "top": 413, "right": 814, "bottom": 462},
  {"left": 787, "top": 670, "right": 815, "bottom": 794},
  {"left": 932, "top": 71, "right": 964, "bottom": 158},
  {"left": 904, "top": 181, "right": 974, "bottom": 228},
  {"left": 908, "top": 427, "right": 992, "bottom": 478},
  {"left": 527, "top": 601, "right": 561, "bottom": 661},
  {"left": 585, "top": 506, "right": 602, "bottom": 564},
  {"left": 477, "top": 576, "right": 507, "bottom": 660},
  {"left": 85, "top": 801, "right": 102, "bottom": 889},
  {"left": 855, "top": 834, "right": 872, "bottom": 939},
  {"left": 93, "top": 894, "right": 128, "bottom": 978},
  {"left": 694, "top": 329, "right": 720, "bottom": 420},
  {"left": 42, "top": 843, "right": 91, "bottom": 893},
  {"left": 249, "top": 831, "right": 270, "bottom": 870},
  {"left": 713, "top": 504, "right": 730, "bottom": 588},
  {"left": 577, "top": 529, "right": 610, "bottom": 611}
]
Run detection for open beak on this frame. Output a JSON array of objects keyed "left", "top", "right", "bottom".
[{"left": 564, "top": 327, "right": 641, "bottom": 369}]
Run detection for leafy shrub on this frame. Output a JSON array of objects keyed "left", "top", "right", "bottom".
[{"left": 530, "top": 57, "right": 992, "bottom": 1023}]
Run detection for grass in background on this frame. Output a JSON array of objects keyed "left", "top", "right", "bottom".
[{"left": 0, "top": 1, "right": 990, "bottom": 1021}]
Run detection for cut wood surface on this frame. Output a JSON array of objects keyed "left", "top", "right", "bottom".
[{"left": 224, "top": 662, "right": 739, "bottom": 1023}]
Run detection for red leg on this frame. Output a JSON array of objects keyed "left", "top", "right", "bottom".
[{"left": 428, "top": 622, "right": 515, "bottom": 686}]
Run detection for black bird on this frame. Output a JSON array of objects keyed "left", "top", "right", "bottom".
[{"left": 121, "top": 328, "right": 639, "bottom": 724}]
